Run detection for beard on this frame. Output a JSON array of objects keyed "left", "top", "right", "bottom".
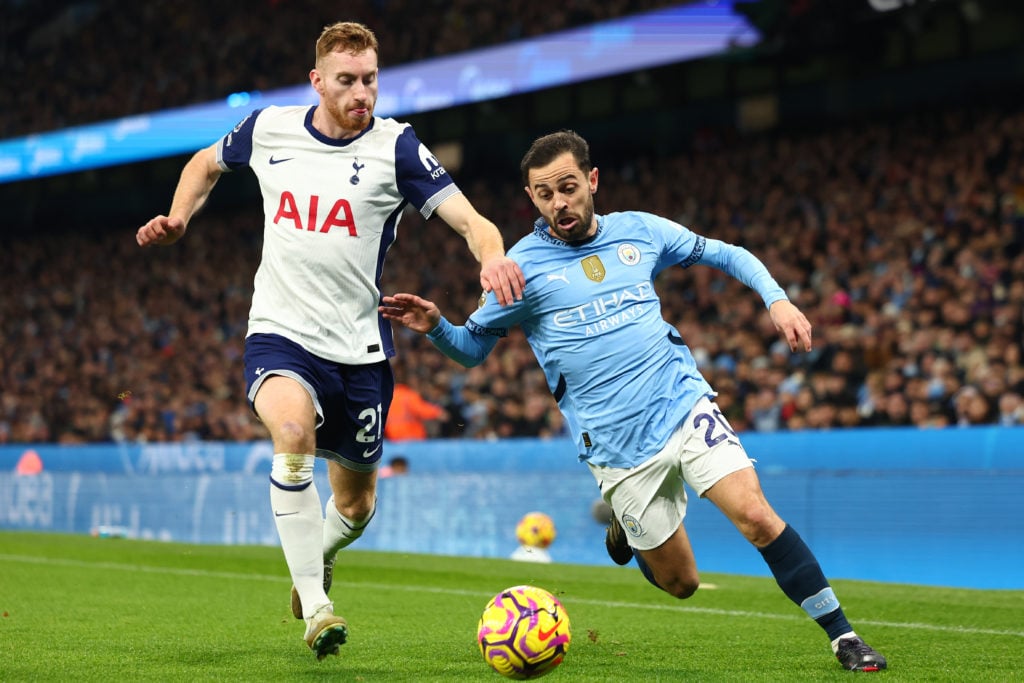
[
  {"left": 323, "top": 97, "right": 372, "bottom": 134},
  {"left": 548, "top": 201, "right": 595, "bottom": 243}
]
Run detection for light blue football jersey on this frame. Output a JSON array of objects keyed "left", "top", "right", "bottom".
[{"left": 427, "top": 211, "right": 787, "bottom": 468}]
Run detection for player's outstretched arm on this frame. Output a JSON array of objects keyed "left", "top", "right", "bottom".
[
  {"left": 136, "top": 144, "right": 222, "bottom": 247},
  {"left": 380, "top": 293, "right": 442, "bottom": 334},
  {"left": 692, "top": 236, "right": 811, "bottom": 352},
  {"left": 433, "top": 194, "right": 525, "bottom": 306},
  {"left": 381, "top": 293, "right": 498, "bottom": 367},
  {"left": 769, "top": 299, "right": 813, "bottom": 352}
]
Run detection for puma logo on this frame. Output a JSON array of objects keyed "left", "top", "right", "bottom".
[{"left": 546, "top": 267, "right": 570, "bottom": 285}]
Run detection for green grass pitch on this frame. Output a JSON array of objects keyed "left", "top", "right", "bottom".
[{"left": 1, "top": 530, "right": 1021, "bottom": 681}]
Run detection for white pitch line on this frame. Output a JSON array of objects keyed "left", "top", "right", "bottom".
[{"left": 2, "top": 553, "right": 1022, "bottom": 639}]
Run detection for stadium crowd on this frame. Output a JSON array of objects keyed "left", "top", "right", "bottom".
[
  {"left": 2, "top": 98, "right": 1022, "bottom": 445},
  {"left": 3, "top": 1, "right": 1022, "bottom": 444},
  {"left": 1, "top": 0, "right": 680, "bottom": 138}
]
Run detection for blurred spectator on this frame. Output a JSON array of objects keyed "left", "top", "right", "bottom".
[
  {"left": 3, "top": 99, "right": 1024, "bottom": 442},
  {"left": 378, "top": 455, "right": 410, "bottom": 478},
  {"left": 385, "top": 379, "right": 449, "bottom": 441},
  {"left": 15, "top": 449, "right": 43, "bottom": 475},
  {"left": 0, "top": 0, "right": 681, "bottom": 139},
  {"left": 997, "top": 392, "right": 1024, "bottom": 426},
  {"left": 953, "top": 386, "right": 994, "bottom": 426}
]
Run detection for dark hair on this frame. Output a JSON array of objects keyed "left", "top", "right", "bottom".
[{"left": 520, "top": 129, "right": 591, "bottom": 186}]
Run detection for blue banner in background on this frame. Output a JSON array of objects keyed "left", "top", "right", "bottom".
[
  {"left": 1, "top": 426, "right": 1022, "bottom": 589},
  {"left": 3, "top": 425, "right": 1019, "bottom": 475},
  {"left": 0, "top": 2, "right": 758, "bottom": 183}
]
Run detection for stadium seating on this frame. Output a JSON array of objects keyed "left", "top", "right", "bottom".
[{"left": 2, "top": 1, "right": 1022, "bottom": 443}]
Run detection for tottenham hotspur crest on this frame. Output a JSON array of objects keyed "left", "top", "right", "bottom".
[{"left": 350, "top": 158, "right": 365, "bottom": 185}]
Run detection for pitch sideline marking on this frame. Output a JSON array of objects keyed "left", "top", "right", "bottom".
[{"left": 2, "top": 553, "right": 1022, "bottom": 639}]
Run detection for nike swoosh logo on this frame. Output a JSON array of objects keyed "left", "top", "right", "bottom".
[
  {"left": 273, "top": 511, "right": 299, "bottom": 517},
  {"left": 537, "top": 621, "right": 560, "bottom": 641},
  {"left": 268, "top": 156, "right": 293, "bottom": 165},
  {"left": 362, "top": 444, "right": 382, "bottom": 458}
]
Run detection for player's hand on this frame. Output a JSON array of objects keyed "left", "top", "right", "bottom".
[
  {"left": 769, "top": 299, "right": 812, "bottom": 352},
  {"left": 380, "top": 293, "right": 442, "bottom": 334},
  {"left": 480, "top": 255, "right": 525, "bottom": 306},
  {"left": 136, "top": 215, "right": 186, "bottom": 247}
]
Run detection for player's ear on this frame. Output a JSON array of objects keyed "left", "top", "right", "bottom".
[
  {"left": 590, "top": 167, "right": 599, "bottom": 194},
  {"left": 524, "top": 186, "right": 534, "bottom": 201},
  {"left": 310, "top": 68, "right": 325, "bottom": 95}
]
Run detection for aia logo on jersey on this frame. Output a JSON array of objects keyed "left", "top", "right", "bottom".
[
  {"left": 417, "top": 143, "right": 446, "bottom": 180},
  {"left": 273, "top": 192, "right": 358, "bottom": 235}
]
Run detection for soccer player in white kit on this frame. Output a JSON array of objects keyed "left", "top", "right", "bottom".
[
  {"left": 381, "top": 130, "right": 887, "bottom": 672},
  {"left": 137, "top": 22, "right": 524, "bottom": 660}
]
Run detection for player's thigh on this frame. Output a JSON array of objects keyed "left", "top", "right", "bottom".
[
  {"left": 316, "top": 361, "right": 393, "bottom": 468},
  {"left": 253, "top": 375, "right": 318, "bottom": 449},
  {"left": 679, "top": 396, "right": 755, "bottom": 497},
  {"left": 703, "top": 467, "right": 785, "bottom": 546},
  {"left": 636, "top": 523, "right": 698, "bottom": 582},
  {"left": 592, "top": 446, "right": 687, "bottom": 552}
]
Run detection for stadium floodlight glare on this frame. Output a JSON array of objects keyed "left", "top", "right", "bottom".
[{"left": 0, "top": 1, "right": 758, "bottom": 184}]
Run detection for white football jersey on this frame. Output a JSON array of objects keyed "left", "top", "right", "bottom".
[{"left": 216, "top": 105, "right": 460, "bottom": 364}]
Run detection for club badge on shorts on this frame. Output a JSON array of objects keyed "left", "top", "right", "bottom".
[{"left": 622, "top": 513, "right": 643, "bottom": 537}]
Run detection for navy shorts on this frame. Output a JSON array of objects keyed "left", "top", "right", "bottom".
[{"left": 243, "top": 333, "right": 394, "bottom": 472}]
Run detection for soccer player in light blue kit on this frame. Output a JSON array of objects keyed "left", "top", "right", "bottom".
[
  {"left": 381, "top": 130, "right": 887, "bottom": 672},
  {"left": 137, "top": 22, "right": 524, "bottom": 660}
]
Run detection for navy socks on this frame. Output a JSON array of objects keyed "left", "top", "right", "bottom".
[{"left": 758, "top": 524, "right": 852, "bottom": 641}]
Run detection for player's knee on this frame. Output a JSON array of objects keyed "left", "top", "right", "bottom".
[
  {"left": 653, "top": 563, "right": 700, "bottom": 599},
  {"left": 734, "top": 504, "right": 782, "bottom": 546},
  {"left": 661, "top": 574, "right": 700, "bottom": 600},
  {"left": 273, "top": 420, "right": 315, "bottom": 453},
  {"left": 270, "top": 453, "right": 315, "bottom": 488},
  {"left": 331, "top": 491, "right": 376, "bottom": 525}
]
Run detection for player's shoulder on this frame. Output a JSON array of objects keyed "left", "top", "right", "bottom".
[
  {"left": 245, "top": 105, "right": 312, "bottom": 136},
  {"left": 506, "top": 227, "right": 575, "bottom": 280},
  {"left": 365, "top": 116, "right": 412, "bottom": 139},
  {"left": 254, "top": 105, "right": 310, "bottom": 122},
  {"left": 603, "top": 210, "right": 670, "bottom": 229},
  {"left": 371, "top": 116, "right": 410, "bottom": 132},
  {"left": 347, "top": 117, "right": 415, "bottom": 153},
  {"left": 604, "top": 210, "right": 688, "bottom": 239},
  {"left": 507, "top": 225, "right": 547, "bottom": 261}
]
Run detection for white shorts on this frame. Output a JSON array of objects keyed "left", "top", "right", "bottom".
[{"left": 587, "top": 396, "right": 753, "bottom": 551}]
